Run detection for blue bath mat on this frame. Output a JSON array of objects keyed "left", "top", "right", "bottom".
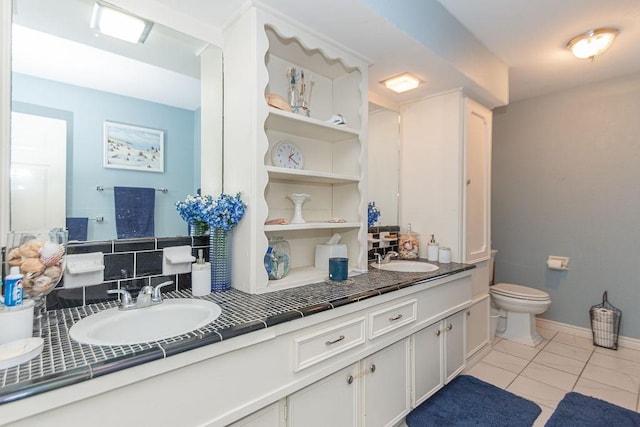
[
  {"left": 406, "top": 375, "right": 541, "bottom": 426},
  {"left": 546, "top": 392, "right": 640, "bottom": 426}
]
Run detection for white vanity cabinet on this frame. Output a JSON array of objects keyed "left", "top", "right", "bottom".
[
  {"left": 223, "top": 6, "right": 369, "bottom": 294},
  {"left": 412, "top": 310, "right": 465, "bottom": 406}
]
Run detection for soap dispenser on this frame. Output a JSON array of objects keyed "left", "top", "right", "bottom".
[
  {"left": 191, "top": 250, "right": 211, "bottom": 296},
  {"left": 427, "top": 234, "right": 439, "bottom": 262}
]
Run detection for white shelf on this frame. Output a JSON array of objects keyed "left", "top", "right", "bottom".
[
  {"left": 266, "top": 108, "right": 360, "bottom": 142},
  {"left": 264, "top": 265, "right": 361, "bottom": 292},
  {"left": 266, "top": 166, "right": 360, "bottom": 184},
  {"left": 264, "top": 222, "right": 361, "bottom": 232}
]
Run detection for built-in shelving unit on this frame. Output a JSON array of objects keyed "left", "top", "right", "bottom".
[{"left": 224, "top": 6, "right": 369, "bottom": 293}]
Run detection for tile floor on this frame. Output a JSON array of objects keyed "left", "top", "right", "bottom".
[{"left": 465, "top": 328, "right": 640, "bottom": 426}]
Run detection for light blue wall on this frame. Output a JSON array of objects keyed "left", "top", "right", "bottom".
[
  {"left": 12, "top": 73, "right": 199, "bottom": 241},
  {"left": 492, "top": 73, "right": 640, "bottom": 339}
]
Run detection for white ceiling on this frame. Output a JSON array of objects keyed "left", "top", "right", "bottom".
[{"left": 13, "top": 0, "right": 640, "bottom": 109}]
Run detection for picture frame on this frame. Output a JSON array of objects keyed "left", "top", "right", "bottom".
[{"left": 103, "top": 121, "right": 164, "bottom": 173}]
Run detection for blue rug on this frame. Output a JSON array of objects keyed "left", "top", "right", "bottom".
[
  {"left": 546, "top": 392, "right": 640, "bottom": 426},
  {"left": 406, "top": 375, "right": 541, "bottom": 426}
]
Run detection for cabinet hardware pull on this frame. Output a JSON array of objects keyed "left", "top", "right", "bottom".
[
  {"left": 467, "top": 179, "right": 471, "bottom": 185},
  {"left": 325, "top": 335, "right": 345, "bottom": 346},
  {"left": 436, "top": 330, "right": 442, "bottom": 336},
  {"left": 370, "top": 364, "right": 376, "bottom": 373},
  {"left": 347, "top": 375, "right": 354, "bottom": 385},
  {"left": 446, "top": 323, "right": 453, "bottom": 331},
  {"left": 389, "top": 314, "right": 403, "bottom": 321}
]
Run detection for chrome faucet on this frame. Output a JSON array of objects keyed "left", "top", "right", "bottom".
[
  {"left": 375, "top": 251, "right": 399, "bottom": 265},
  {"left": 107, "top": 281, "right": 174, "bottom": 310}
]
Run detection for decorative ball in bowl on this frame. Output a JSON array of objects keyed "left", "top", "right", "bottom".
[{"left": 5, "top": 228, "right": 68, "bottom": 318}]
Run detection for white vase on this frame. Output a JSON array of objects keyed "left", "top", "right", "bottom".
[{"left": 288, "top": 193, "right": 310, "bottom": 224}]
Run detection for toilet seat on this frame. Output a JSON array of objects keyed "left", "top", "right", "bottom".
[{"left": 490, "top": 283, "right": 550, "bottom": 301}]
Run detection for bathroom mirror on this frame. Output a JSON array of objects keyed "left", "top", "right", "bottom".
[
  {"left": 368, "top": 102, "right": 400, "bottom": 226},
  {"left": 8, "top": 0, "right": 222, "bottom": 241}
]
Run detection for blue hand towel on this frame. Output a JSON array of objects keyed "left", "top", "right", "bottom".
[
  {"left": 66, "top": 217, "right": 89, "bottom": 241},
  {"left": 114, "top": 186, "right": 155, "bottom": 239}
]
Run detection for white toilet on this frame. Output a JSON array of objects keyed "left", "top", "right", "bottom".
[{"left": 490, "top": 282, "right": 551, "bottom": 347}]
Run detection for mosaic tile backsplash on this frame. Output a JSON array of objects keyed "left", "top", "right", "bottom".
[
  {"left": 2, "top": 235, "right": 210, "bottom": 310},
  {"left": 368, "top": 225, "right": 400, "bottom": 261}
]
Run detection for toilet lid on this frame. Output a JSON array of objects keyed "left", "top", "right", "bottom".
[{"left": 491, "top": 283, "right": 550, "bottom": 301}]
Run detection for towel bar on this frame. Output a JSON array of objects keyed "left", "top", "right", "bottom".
[{"left": 96, "top": 185, "right": 168, "bottom": 193}]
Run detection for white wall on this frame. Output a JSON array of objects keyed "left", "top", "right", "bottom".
[{"left": 492, "top": 73, "right": 640, "bottom": 339}]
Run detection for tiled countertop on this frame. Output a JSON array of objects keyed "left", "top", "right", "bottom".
[{"left": 0, "top": 261, "right": 474, "bottom": 405}]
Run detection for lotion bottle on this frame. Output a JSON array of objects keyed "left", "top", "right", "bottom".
[
  {"left": 427, "top": 234, "right": 439, "bottom": 262},
  {"left": 191, "top": 250, "right": 211, "bottom": 296}
]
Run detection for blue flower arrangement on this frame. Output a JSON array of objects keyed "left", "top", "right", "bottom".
[
  {"left": 368, "top": 201, "right": 381, "bottom": 227},
  {"left": 176, "top": 193, "right": 247, "bottom": 231}
]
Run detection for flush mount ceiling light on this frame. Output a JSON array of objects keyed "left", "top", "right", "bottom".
[
  {"left": 90, "top": 1, "right": 153, "bottom": 44},
  {"left": 381, "top": 73, "right": 421, "bottom": 93},
  {"left": 567, "top": 28, "right": 618, "bottom": 60}
]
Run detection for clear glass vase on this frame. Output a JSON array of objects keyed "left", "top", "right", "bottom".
[
  {"left": 4, "top": 228, "right": 68, "bottom": 319},
  {"left": 264, "top": 236, "right": 291, "bottom": 280},
  {"left": 209, "top": 228, "right": 232, "bottom": 291},
  {"left": 189, "top": 220, "right": 209, "bottom": 236}
]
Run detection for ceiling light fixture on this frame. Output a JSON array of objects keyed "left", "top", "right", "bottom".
[
  {"left": 381, "top": 73, "right": 421, "bottom": 93},
  {"left": 90, "top": 1, "right": 153, "bottom": 44},
  {"left": 567, "top": 28, "right": 618, "bottom": 60}
]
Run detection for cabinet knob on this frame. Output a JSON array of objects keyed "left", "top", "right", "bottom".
[
  {"left": 446, "top": 323, "right": 453, "bottom": 331},
  {"left": 325, "top": 335, "right": 345, "bottom": 346},
  {"left": 436, "top": 330, "right": 442, "bottom": 336},
  {"left": 347, "top": 375, "right": 354, "bottom": 385},
  {"left": 370, "top": 364, "right": 376, "bottom": 373}
]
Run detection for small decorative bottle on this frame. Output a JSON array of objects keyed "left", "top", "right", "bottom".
[{"left": 264, "top": 236, "right": 291, "bottom": 280}]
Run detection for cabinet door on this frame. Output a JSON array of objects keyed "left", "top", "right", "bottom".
[
  {"left": 229, "top": 401, "right": 282, "bottom": 427},
  {"left": 412, "top": 322, "right": 443, "bottom": 406},
  {"left": 466, "top": 295, "right": 490, "bottom": 359},
  {"left": 444, "top": 311, "right": 466, "bottom": 383},
  {"left": 287, "top": 364, "right": 359, "bottom": 427},
  {"left": 464, "top": 98, "right": 492, "bottom": 263},
  {"left": 362, "top": 339, "right": 410, "bottom": 427}
]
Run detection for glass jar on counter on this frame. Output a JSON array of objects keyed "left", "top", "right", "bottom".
[{"left": 264, "top": 236, "right": 291, "bottom": 280}]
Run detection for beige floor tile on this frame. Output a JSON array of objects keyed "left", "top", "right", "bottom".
[
  {"left": 481, "top": 350, "right": 529, "bottom": 374},
  {"left": 589, "top": 352, "right": 640, "bottom": 379},
  {"left": 595, "top": 346, "right": 640, "bottom": 364},
  {"left": 493, "top": 338, "right": 544, "bottom": 361},
  {"left": 574, "top": 377, "right": 638, "bottom": 411},
  {"left": 544, "top": 341, "right": 593, "bottom": 362},
  {"left": 507, "top": 376, "right": 567, "bottom": 409},
  {"left": 537, "top": 327, "right": 557, "bottom": 340},
  {"left": 581, "top": 363, "right": 640, "bottom": 393},
  {"left": 533, "top": 350, "right": 586, "bottom": 376},
  {"left": 521, "top": 362, "right": 578, "bottom": 391},
  {"left": 551, "top": 332, "right": 595, "bottom": 351},
  {"left": 532, "top": 405, "right": 554, "bottom": 427},
  {"left": 465, "top": 362, "right": 517, "bottom": 389}
]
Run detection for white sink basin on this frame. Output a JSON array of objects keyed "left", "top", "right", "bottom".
[
  {"left": 370, "top": 261, "right": 439, "bottom": 273},
  {"left": 69, "top": 299, "right": 221, "bottom": 346}
]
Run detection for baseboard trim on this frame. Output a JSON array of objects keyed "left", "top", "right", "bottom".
[{"left": 536, "top": 318, "right": 640, "bottom": 351}]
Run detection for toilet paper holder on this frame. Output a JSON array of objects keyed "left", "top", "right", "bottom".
[{"left": 547, "top": 256, "right": 569, "bottom": 271}]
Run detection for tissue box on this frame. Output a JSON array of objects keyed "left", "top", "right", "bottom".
[{"left": 315, "top": 244, "right": 347, "bottom": 269}]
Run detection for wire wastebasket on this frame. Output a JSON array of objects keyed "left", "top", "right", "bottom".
[{"left": 589, "top": 291, "right": 621, "bottom": 350}]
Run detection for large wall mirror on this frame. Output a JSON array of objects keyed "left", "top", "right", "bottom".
[
  {"left": 368, "top": 102, "right": 400, "bottom": 226},
  {"left": 9, "top": 0, "right": 222, "bottom": 241}
]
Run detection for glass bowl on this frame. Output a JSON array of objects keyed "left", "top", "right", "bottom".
[{"left": 5, "top": 228, "right": 68, "bottom": 318}]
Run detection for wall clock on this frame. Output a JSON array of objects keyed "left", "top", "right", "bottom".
[{"left": 271, "top": 141, "right": 304, "bottom": 169}]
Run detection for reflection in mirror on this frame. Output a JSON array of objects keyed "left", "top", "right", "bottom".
[
  {"left": 10, "top": 0, "right": 221, "bottom": 241},
  {"left": 368, "top": 103, "right": 400, "bottom": 226}
]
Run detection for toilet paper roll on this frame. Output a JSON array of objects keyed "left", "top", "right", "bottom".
[{"left": 547, "top": 259, "right": 564, "bottom": 270}]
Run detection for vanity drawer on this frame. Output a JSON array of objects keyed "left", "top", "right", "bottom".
[
  {"left": 293, "top": 317, "right": 366, "bottom": 372},
  {"left": 369, "top": 299, "right": 417, "bottom": 339}
]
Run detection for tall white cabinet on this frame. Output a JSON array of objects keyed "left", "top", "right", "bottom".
[
  {"left": 223, "top": 6, "right": 369, "bottom": 293},
  {"left": 400, "top": 90, "right": 492, "bottom": 360}
]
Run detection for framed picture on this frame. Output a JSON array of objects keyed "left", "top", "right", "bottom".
[{"left": 103, "top": 121, "right": 164, "bottom": 173}]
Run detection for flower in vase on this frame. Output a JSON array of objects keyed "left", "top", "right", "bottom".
[
  {"left": 201, "top": 193, "right": 247, "bottom": 231},
  {"left": 368, "top": 201, "right": 381, "bottom": 227},
  {"left": 175, "top": 194, "right": 214, "bottom": 229}
]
